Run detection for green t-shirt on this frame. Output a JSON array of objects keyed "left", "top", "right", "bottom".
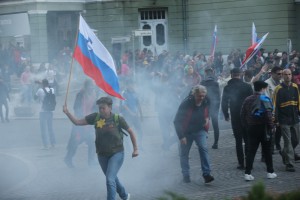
[{"left": 85, "top": 112, "right": 129, "bottom": 156}]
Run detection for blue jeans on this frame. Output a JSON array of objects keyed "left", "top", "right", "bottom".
[
  {"left": 39, "top": 111, "right": 55, "bottom": 147},
  {"left": 98, "top": 151, "right": 128, "bottom": 200},
  {"left": 180, "top": 130, "right": 211, "bottom": 177}
]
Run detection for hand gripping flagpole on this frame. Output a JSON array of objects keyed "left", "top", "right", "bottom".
[{"left": 64, "top": 15, "right": 80, "bottom": 106}]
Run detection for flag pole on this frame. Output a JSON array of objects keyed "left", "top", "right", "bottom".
[{"left": 64, "top": 14, "right": 80, "bottom": 106}]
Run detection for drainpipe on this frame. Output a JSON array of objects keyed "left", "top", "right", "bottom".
[{"left": 182, "top": 0, "right": 188, "bottom": 54}]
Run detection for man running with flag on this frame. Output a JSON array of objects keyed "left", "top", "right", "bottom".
[{"left": 63, "top": 15, "right": 138, "bottom": 200}]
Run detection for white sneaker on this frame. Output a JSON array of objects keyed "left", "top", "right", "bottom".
[
  {"left": 244, "top": 174, "right": 254, "bottom": 181},
  {"left": 126, "top": 193, "right": 130, "bottom": 200},
  {"left": 267, "top": 172, "right": 277, "bottom": 179}
]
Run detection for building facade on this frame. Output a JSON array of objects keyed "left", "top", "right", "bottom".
[{"left": 0, "top": 0, "right": 299, "bottom": 64}]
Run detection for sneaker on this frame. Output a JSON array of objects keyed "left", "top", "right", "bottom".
[
  {"left": 244, "top": 174, "right": 254, "bottom": 181},
  {"left": 212, "top": 144, "right": 218, "bottom": 149},
  {"left": 203, "top": 174, "right": 214, "bottom": 183},
  {"left": 183, "top": 176, "right": 191, "bottom": 183},
  {"left": 126, "top": 193, "right": 130, "bottom": 200},
  {"left": 286, "top": 164, "right": 295, "bottom": 172},
  {"left": 267, "top": 172, "right": 277, "bottom": 179}
]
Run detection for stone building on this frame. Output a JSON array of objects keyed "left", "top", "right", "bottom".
[{"left": 0, "top": 0, "right": 299, "bottom": 64}]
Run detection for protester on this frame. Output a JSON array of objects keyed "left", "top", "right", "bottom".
[
  {"left": 174, "top": 85, "right": 214, "bottom": 184},
  {"left": 120, "top": 80, "right": 144, "bottom": 150},
  {"left": 63, "top": 96, "right": 138, "bottom": 200},
  {"left": 35, "top": 79, "right": 56, "bottom": 149},
  {"left": 240, "top": 80, "right": 277, "bottom": 181},
  {"left": 265, "top": 66, "right": 283, "bottom": 151},
  {"left": 64, "top": 80, "right": 97, "bottom": 168},
  {"left": 273, "top": 68, "right": 300, "bottom": 172},
  {"left": 201, "top": 67, "right": 221, "bottom": 149},
  {"left": 0, "top": 75, "right": 10, "bottom": 122},
  {"left": 20, "top": 65, "right": 33, "bottom": 105},
  {"left": 221, "top": 68, "right": 253, "bottom": 170}
]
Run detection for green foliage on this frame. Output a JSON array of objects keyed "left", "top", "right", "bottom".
[
  {"left": 242, "top": 181, "right": 273, "bottom": 200},
  {"left": 157, "top": 183, "right": 300, "bottom": 200},
  {"left": 277, "top": 189, "right": 300, "bottom": 200}
]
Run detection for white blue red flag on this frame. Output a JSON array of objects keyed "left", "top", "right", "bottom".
[
  {"left": 252, "top": 22, "right": 258, "bottom": 45},
  {"left": 73, "top": 15, "right": 124, "bottom": 99},
  {"left": 240, "top": 32, "right": 269, "bottom": 70},
  {"left": 209, "top": 25, "right": 217, "bottom": 60}
]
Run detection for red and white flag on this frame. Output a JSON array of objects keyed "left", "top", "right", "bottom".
[{"left": 240, "top": 32, "right": 269, "bottom": 69}]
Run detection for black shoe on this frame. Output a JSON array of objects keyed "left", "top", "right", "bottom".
[
  {"left": 212, "top": 144, "right": 218, "bottom": 149},
  {"left": 203, "top": 174, "right": 214, "bottom": 183},
  {"left": 183, "top": 176, "right": 191, "bottom": 183},
  {"left": 286, "top": 164, "right": 296, "bottom": 172},
  {"left": 295, "top": 154, "right": 300, "bottom": 161},
  {"left": 279, "top": 150, "right": 286, "bottom": 164},
  {"left": 64, "top": 158, "right": 74, "bottom": 168},
  {"left": 237, "top": 165, "right": 245, "bottom": 170}
]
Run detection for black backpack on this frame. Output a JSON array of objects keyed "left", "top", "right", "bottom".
[{"left": 42, "top": 88, "right": 56, "bottom": 111}]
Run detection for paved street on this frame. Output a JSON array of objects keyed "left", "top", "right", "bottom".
[{"left": 1, "top": 97, "right": 300, "bottom": 200}]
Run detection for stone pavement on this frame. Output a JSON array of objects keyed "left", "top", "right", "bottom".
[
  {"left": 1, "top": 114, "right": 300, "bottom": 200},
  {"left": 1, "top": 88, "right": 300, "bottom": 200}
]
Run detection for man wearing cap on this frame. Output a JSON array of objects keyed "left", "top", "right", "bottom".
[{"left": 222, "top": 68, "right": 253, "bottom": 170}]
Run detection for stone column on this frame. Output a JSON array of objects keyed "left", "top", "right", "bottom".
[{"left": 28, "top": 10, "right": 48, "bottom": 64}]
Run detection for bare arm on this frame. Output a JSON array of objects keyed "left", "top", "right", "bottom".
[
  {"left": 251, "top": 64, "right": 269, "bottom": 83},
  {"left": 126, "top": 127, "right": 139, "bottom": 157},
  {"left": 63, "top": 105, "right": 88, "bottom": 126}
]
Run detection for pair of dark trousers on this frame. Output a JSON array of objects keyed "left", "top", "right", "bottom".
[
  {"left": 65, "top": 125, "right": 95, "bottom": 164},
  {"left": 210, "top": 111, "right": 220, "bottom": 145},
  {"left": 245, "top": 124, "right": 274, "bottom": 174},
  {"left": 231, "top": 118, "right": 248, "bottom": 166}
]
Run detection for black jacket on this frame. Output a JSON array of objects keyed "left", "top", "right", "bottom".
[
  {"left": 201, "top": 76, "right": 220, "bottom": 112},
  {"left": 174, "top": 95, "right": 209, "bottom": 139},
  {"left": 221, "top": 78, "right": 253, "bottom": 121}
]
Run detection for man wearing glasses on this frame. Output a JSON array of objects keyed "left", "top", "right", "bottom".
[
  {"left": 265, "top": 66, "right": 283, "bottom": 152},
  {"left": 273, "top": 69, "right": 300, "bottom": 172}
]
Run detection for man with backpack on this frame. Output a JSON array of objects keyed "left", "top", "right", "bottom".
[
  {"left": 240, "top": 81, "right": 277, "bottom": 181},
  {"left": 35, "top": 79, "right": 56, "bottom": 149}
]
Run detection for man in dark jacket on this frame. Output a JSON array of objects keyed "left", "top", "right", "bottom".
[
  {"left": 201, "top": 67, "right": 221, "bottom": 149},
  {"left": 174, "top": 85, "right": 214, "bottom": 184},
  {"left": 64, "top": 79, "right": 97, "bottom": 168},
  {"left": 222, "top": 68, "right": 253, "bottom": 170}
]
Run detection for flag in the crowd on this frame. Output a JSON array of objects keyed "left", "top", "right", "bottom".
[
  {"left": 240, "top": 32, "right": 269, "bottom": 70},
  {"left": 252, "top": 22, "right": 258, "bottom": 45},
  {"left": 210, "top": 25, "right": 217, "bottom": 61},
  {"left": 73, "top": 15, "right": 124, "bottom": 99}
]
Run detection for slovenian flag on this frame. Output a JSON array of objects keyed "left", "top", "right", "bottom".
[
  {"left": 210, "top": 25, "right": 217, "bottom": 61},
  {"left": 252, "top": 22, "right": 258, "bottom": 45},
  {"left": 73, "top": 15, "right": 124, "bottom": 99},
  {"left": 240, "top": 32, "right": 269, "bottom": 70}
]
